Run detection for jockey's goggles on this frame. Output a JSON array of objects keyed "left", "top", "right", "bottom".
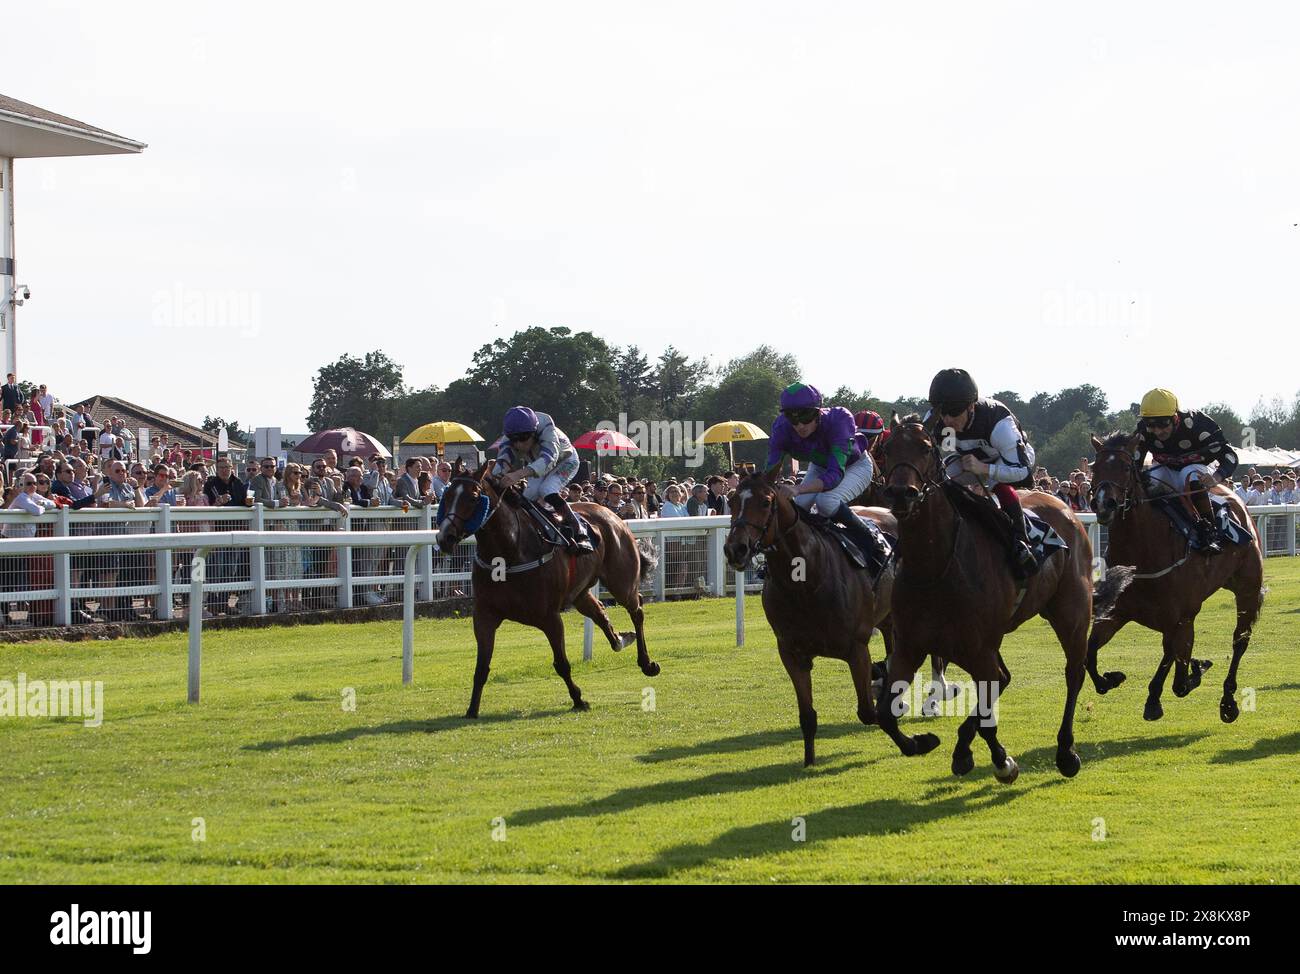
[{"left": 782, "top": 407, "right": 819, "bottom": 424}]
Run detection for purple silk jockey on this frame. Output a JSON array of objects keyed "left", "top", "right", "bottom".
[
  {"left": 490, "top": 406, "right": 590, "bottom": 550},
  {"left": 765, "top": 382, "right": 882, "bottom": 560}
]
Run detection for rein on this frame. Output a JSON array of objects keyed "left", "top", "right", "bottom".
[
  {"left": 734, "top": 487, "right": 801, "bottom": 555},
  {"left": 441, "top": 476, "right": 559, "bottom": 575}
]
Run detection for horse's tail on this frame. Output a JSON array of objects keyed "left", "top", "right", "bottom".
[
  {"left": 1093, "top": 565, "right": 1134, "bottom": 623},
  {"left": 638, "top": 540, "right": 658, "bottom": 582}
]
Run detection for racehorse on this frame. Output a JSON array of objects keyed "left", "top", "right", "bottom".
[
  {"left": 877, "top": 415, "right": 1123, "bottom": 781},
  {"left": 723, "top": 466, "right": 897, "bottom": 767},
  {"left": 435, "top": 463, "right": 660, "bottom": 717},
  {"left": 1088, "top": 432, "right": 1264, "bottom": 722}
]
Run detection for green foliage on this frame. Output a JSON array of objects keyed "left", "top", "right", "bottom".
[
  {"left": 306, "top": 351, "right": 407, "bottom": 436},
  {"left": 201, "top": 415, "right": 250, "bottom": 445}
]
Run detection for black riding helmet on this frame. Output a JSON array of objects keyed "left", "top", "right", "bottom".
[{"left": 928, "top": 368, "right": 978, "bottom": 414}]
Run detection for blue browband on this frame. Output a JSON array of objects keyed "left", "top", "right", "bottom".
[{"left": 436, "top": 493, "right": 490, "bottom": 534}]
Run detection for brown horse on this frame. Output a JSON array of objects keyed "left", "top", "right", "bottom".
[
  {"left": 1088, "top": 432, "right": 1264, "bottom": 723},
  {"left": 878, "top": 416, "right": 1115, "bottom": 781},
  {"left": 723, "top": 466, "right": 897, "bottom": 767},
  {"left": 436, "top": 464, "right": 660, "bottom": 717}
]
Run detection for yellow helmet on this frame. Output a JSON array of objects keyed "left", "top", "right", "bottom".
[{"left": 1140, "top": 388, "right": 1180, "bottom": 418}]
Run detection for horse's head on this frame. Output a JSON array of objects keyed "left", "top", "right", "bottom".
[
  {"left": 435, "top": 461, "right": 497, "bottom": 549},
  {"left": 723, "top": 463, "right": 790, "bottom": 570},
  {"left": 1090, "top": 431, "right": 1143, "bottom": 526},
  {"left": 880, "top": 412, "right": 942, "bottom": 519}
]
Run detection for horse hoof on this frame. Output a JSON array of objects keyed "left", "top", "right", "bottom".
[
  {"left": 1220, "top": 697, "right": 1240, "bottom": 723},
  {"left": 1143, "top": 699, "right": 1163, "bottom": 721},
  {"left": 463, "top": 709, "right": 479, "bottom": 719},
  {"left": 1104, "top": 671, "right": 1127, "bottom": 691},
  {"left": 913, "top": 733, "right": 941, "bottom": 756},
  {"left": 951, "top": 750, "right": 974, "bottom": 776},
  {"left": 994, "top": 756, "right": 1020, "bottom": 784},
  {"left": 1197, "top": 659, "right": 1214, "bottom": 673},
  {"left": 642, "top": 661, "right": 661, "bottom": 677},
  {"left": 572, "top": 700, "right": 590, "bottom": 712},
  {"left": 617, "top": 632, "right": 637, "bottom": 651},
  {"left": 1056, "top": 748, "right": 1081, "bottom": 778}
]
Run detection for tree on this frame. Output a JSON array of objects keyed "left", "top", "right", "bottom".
[
  {"left": 306, "top": 351, "right": 407, "bottom": 435},
  {"left": 202, "top": 415, "right": 250, "bottom": 445},
  {"left": 1035, "top": 412, "right": 1096, "bottom": 482},
  {"left": 717, "top": 345, "right": 801, "bottom": 386},
  {"left": 615, "top": 346, "right": 656, "bottom": 407}
]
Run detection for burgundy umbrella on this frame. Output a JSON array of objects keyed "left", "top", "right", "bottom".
[
  {"left": 292, "top": 427, "right": 390, "bottom": 460},
  {"left": 571, "top": 429, "right": 638, "bottom": 476}
]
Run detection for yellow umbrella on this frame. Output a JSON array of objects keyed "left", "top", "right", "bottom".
[
  {"left": 403, "top": 421, "right": 485, "bottom": 447},
  {"left": 701, "top": 420, "right": 769, "bottom": 467}
]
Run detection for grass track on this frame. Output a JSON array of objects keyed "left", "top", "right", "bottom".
[{"left": 2, "top": 559, "right": 1298, "bottom": 884}]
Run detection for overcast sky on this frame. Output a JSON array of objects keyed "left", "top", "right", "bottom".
[{"left": 7, "top": 1, "right": 1299, "bottom": 435}]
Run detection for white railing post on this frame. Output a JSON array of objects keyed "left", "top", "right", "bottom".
[
  {"left": 403, "top": 543, "right": 419, "bottom": 684},
  {"left": 735, "top": 564, "right": 745, "bottom": 647},
  {"left": 53, "top": 505, "right": 71, "bottom": 626},
  {"left": 654, "top": 532, "right": 666, "bottom": 602},
  {"left": 1289, "top": 510, "right": 1297, "bottom": 557},
  {"left": 419, "top": 505, "right": 434, "bottom": 601},
  {"left": 583, "top": 580, "right": 597, "bottom": 661},
  {"left": 188, "top": 546, "right": 209, "bottom": 704},
  {"left": 710, "top": 525, "right": 726, "bottom": 597},
  {"left": 337, "top": 512, "right": 354, "bottom": 609},
  {"left": 250, "top": 503, "right": 267, "bottom": 615},
  {"left": 156, "top": 504, "right": 173, "bottom": 620}
]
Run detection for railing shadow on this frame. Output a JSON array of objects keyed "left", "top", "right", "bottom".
[{"left": 243, "top": 708, "right": 571, "bottom": 751}]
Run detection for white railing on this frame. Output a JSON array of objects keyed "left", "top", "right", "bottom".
[{"left": 0, "top": 503, "right": 1296, "bottom": 634}]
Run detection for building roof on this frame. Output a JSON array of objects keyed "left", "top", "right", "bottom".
[
  {"left": 0, "top": 93, "right": 146, "bottom": 158},
  {"left": 72, "top": 395, "right": 248, "bottom": 452}
]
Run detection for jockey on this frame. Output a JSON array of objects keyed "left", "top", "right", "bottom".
[
  {"left": 492, "top": 406, "right": 590, "bottom": 550},
  {"left": 767, "top": 382, "right": 883, "bottom": 561},
  {"left": 1134, "top": 388, "right": 1238, "bottom": 555},
  {"left": 925, "top": 368, "right": 1039, "bottom": 579},
  {"left": 854, "top": 409, "right": 889, "bottom": 466}
]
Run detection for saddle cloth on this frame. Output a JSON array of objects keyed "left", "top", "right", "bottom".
[
  {"left": 1148, "top": 491, "right": 1252, "bottom": 550},
  {"left": 795, "top": 508, "right": 896, "bottom": 582},
  {"left": 520, "top": 496, "right": 599, "bottom": 549},
  {"left": 945, "top": 481, "right": 1068, "bottom": 570}
]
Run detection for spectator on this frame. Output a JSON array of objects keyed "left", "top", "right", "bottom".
[
  {"left": 643, "top": 480, "right": 661, "bottom": 516},
  {"left": 1245, "top": 480, "right": 1266, "bottom": 506},
  {"left": 687, "top": 483, "right": 712, "bottom": 516},
  {"left": 430, "top": 461, "right": 452, "bottom": 500},
  {"left": 341, "top": 466, "right": 374, "bottom": 507},
  {"left": 249, "top": 457, "right": 282, "bottom": 506},
  {"left": 204, "top": 458, "right": 248, "bottom": 507},
  {"left": 659, "top": 484, "right": 689, "bottom": 517},
  {"left": 180, "top": 471, "right": 208, "bottom": 506},
  {"left": 706, "top": 476, "right": 729, "bottom": 515},
  {"left": 96, "top": 460, "right": 144, "bottom": 508},
  {"left": 308, "top": 457, "right": 337, "bottom": 500},
  {"left": 143, "top": 466, "right": 182, "bottom": 506},
  {"left": 1, "top": 373, "right": 21, "bottom": 413},
  {"left": 2, "top": 420, "right": 19, "bottom": 462},
  {"left": 393, "top": 458, "right": 430, "bottom": 508},
  {"left": 620, "top": 484, "right": 648, "bottom": 520},
  {"left": 51, "top": 460, "right": 95, "bottom": 510},
  {"left": 604, "top": 482, "right": 624, "bottom": 511}
]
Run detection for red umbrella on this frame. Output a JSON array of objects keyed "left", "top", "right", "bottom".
[
  {"left": 292, "top": 427, "right": 390, "bottom": 460},
  {"left": 571, "top": 429, "right": 639, "bottom": 453}
]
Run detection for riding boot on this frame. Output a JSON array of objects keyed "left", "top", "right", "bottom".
[
  {"left": 995, "top": 487, "right": 1038, "bottom": 579},
  {"left": 830, "top": 501, "right": 882, "bottom": 569},
  {"left": 1186, "top": 479, "right": 1223, "bottom": 553},
  {"left": 546, "top": 493, "right": 591, "bottom": 551}
]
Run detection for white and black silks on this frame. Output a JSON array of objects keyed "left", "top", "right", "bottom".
[{"left": 924, "top": 399, "right": 1035, "bottom": 487}]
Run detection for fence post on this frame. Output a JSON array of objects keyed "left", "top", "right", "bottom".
[
  {"left": 1290, "top": 510, "right": 1297, "bottom": 557},
  {"left": 156, "top": 505, "right": 173, "bottom": 620},
  {"left": 419, "top": 504, "right": 434, "bottom": 601},
  {"left": 654, "top": 530, "right": 666, "bottom": 602},
  {"left": 403, "top": 543, "right": 419, "bottom": 685},
  {"left": 735, "top": 564, "right": 745, "bottom": 647},
  {"left": 54, "top": 506, "right": 71, "bottom": 626},
  {"left": 717, "top": 520, "right": 728, "bottom": 595},
  {"left": 188, "top": 546, "right": 209, "bottom": 703},
  {"left": 250, "top": 503, "right": 267, "bottom": 615},
  {"left": 583, "top": 580, "right": 598, "bottom": 661},
  {"left": 337, "top": 511, "right": 354, "bottom": 609}
]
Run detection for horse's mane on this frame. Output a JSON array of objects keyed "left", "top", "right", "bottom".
[{"left": 899, "top": 413, "right": 925, "bottom": 427}]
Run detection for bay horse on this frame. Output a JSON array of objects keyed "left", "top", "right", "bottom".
[
  {"left": 1088, "top": 432, "right": 1264, "bottom": 723},
  {"left": 878, "top": 415, "right": 1120, "bottom": 781},
  {"left": 436, "top": 463, "right": 660, "bottom": 717},
  {"left": 723, "top": 466, "right": 897, "bottom": 767}
]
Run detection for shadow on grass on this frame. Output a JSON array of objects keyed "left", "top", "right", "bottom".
[
  {"left": 638, "top": 721, "right": 882, "bottom": 764},
  {"left": 510, "top": 756, "right": 880, "bottom": 827},
  {"left": 609, "top": 732, "right": 1207, "bottom": 879},
  {"left": 243, "top": 709, "right": 572, "bottom": 751},
  {"left": 1208, "top": 731, "right": 1300, "bottom": 765},
  {"left": 611, "top": 779, "right": 1059, "bottom": 879},
  {"left": 1255, "top": 683, "right": 1300, "bottom": 693}
]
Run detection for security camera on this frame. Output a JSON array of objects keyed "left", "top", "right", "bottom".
[
  {"left": 11, "top": 285, "right": 30, "bottom": 305},
  {"left": 21, "top": 286, "right": 30, "bottom": 301}
]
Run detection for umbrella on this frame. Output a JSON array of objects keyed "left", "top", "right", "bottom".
[
  {"left": 403, "top": 421, "right": 485, "bottom": 447},
  {"left": 701, "top": 420, "right": 769, "bottom": 467},
  {"left": 292, "top": 427, "right": 390, "bottom": 460},
  {"left": 571, "top": 429, "right": 639, "bottom": 476}
]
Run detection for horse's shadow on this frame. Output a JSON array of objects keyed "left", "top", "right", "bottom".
[
  {"left": 509, "top": 755, "right": 879, "bottom": 828},
  {"left": 1208, "top": 731, "right": 1300, "bottom": 765},
  {"left": 609, "top": 732, "right": 1206, "bottom": 878},
  {"left": 242, "top": 709, "right": 571, "bottom": 752},
  {"left": 637, "top": 722, "right": 876, "bottom": 764}
]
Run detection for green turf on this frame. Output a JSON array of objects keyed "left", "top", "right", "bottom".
[{"left": 1, "top": 558, "right": 1297, "bottom": 885}]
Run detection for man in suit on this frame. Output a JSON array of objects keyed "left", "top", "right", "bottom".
[
  {"left": 392, "top": 457, "right": 430, "bottom": 507},
  {"left": 1, "top": 374, "right": 21, "bottom": 413}
]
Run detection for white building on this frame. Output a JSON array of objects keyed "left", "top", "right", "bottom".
[{"left": 0, "top": 94, "right": 145, "bottom": 377}]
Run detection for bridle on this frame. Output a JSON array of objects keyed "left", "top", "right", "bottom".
[
  {"left": 880, "top": 426, "right": 947, "bottom": 517},
  {"left": 1092, "top": 447, "right": 1147, "bottom": 518},
  {"left": 438, "top": 476, "right": 500, "bottom": 539},
  {"left": 731, "top": 484, "right": 799, "bottom": 555}
]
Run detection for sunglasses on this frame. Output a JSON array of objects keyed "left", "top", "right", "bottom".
[
  {"left": 1148, "top": 418, "right": 1174, "bottom": 428},
  {"left": 783, "top": 408, "right": 818, "bottom": 424},
  {"left": 507, "top": 432, "right": 534, "bottom": 442},
  {"left": 937, "top": 402, "right": 970, "bottom": 418}
]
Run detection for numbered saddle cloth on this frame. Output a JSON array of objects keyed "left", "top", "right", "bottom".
[
  {"left": 1022, "top": 509, "right": 1069, "bottom": 569},
  {"left": 1149, "top": 493, "right": 1252, "bottom": 551},
  {"left": 796, "top": 508, "right": 895, "bottom": 582}
]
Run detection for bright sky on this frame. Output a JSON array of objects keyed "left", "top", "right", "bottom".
[{"left": 8, "top": 1, "right": 1300, "bottom": 433}]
